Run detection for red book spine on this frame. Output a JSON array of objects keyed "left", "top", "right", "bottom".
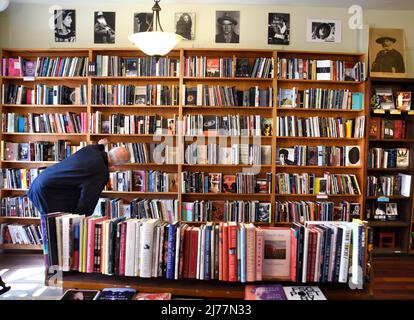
[
  {"left": 118, "top": 221, "right": 127, "bottom": 276},
  {"left": 290, "top": 228, "right": 298, "bottom": 282},
  {"left": 189, "top": 228, "right": 198, "bottom": 279},
  {"left": 309, "top": 230, "right": 317, "bottom": 282},
  {"left": 218, "top": 223, "right": 223, "bottom": 281},
  {"left": 182, "top": 227, "right": 191, "bottom": 278},
  {"left": 222, "top": 223, "right": 229, "bottom": 281},
  {"left": 228, "top": 223, "right": 238, "bottom": 282}
]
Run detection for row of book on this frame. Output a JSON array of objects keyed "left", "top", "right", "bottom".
[
  {"left": 1, "top": 84, "right": 87, "bottom": 105},
  {"left": 181, "top": 172, "right": 272, "bottom": 194},
  {"left": 2, "top": 168, "right": 42, "bottom": 189},
  {"left": 278, "top": 87, "right": 364, "bottom": 110},
  {"left": 276, "top": 115, "right": 365, "bottom": 138},
  {"left": 368, "top": 118, "right": 406, "bottom": 140},
  {"left": 277, "top": 145, "right": 361, "bottom": 167},
  {"left": 3, "top": 112, "right": 88, "bottom": 134},
  {"left": 0, "top": 223, "right": 42, "bottom": 245},
  {"left": 181, "top": 200, "right": 271, "bottom": 223},
  {"left": 106, "top": 170, "right": 178, "bottom": 193},
  {"left": 184, "top": 85, "right": 273, "bottom": 107},
  {"left": 372, "top": 87, "right": 412, "bottom": 111},
  {"left": 0, "top": 196, "right": 40, "bottom": 217},
  {"left": 183, "top": 115, "right": 272, "bottom": 137},
  {"left": 93, "top": 198, "right": 179, "bottom": 223},
  {"left": 368, "top": 147, "right": 409, "bottom": 169},
  {"left": 43, "top": 213, "right": 369, "bottom": 288},
  {"left": 366, "top": 174, "right": 412, "bottom": 197},
  {"left": 1, "top": 141, "right": 86, "bottom": 162},
  {"left": 89, "top": 113, "right": 177, "bottom": 135},
  {"left": 1, "top": 56, "right": 89, "bottom": 77},
  {"left": 92, "top": 84, "right": 179, "bottom": 106},
  {"left": 183, "top": 57, "right": 233, "bottom": 77},
  {"left": 274, "top": 201, "right": 361, "bottom": 223},
  {"left": 184, "top": 143, "right": 271, "bottom": 165},
  {"left": 90, "top": 55, "right": 180, "bottom": 77},
  {"left": 277, "top": 58, "right": 365, "bottom": 81},
  {"left": 275, "top": 173, "right": 361, "bottom": 195}
]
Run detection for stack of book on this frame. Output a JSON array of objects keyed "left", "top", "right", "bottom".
[{"left": 367, "top": 174, "right": 412, "bottom": 197}]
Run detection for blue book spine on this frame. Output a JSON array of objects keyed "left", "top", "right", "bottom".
[
  {"left": 166, "top": 223, "right": 176, "bottom": 279},
  {"left": 240, "top": 226, "right": 246, "bottom": 283},
  {"left": 204, "top": 225, "right": 211, "bottom": 280},
  {"left": 204, "top": 176, "right": 209, "bottom": 193}
]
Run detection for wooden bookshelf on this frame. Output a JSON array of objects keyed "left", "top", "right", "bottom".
[
  {"left": 0, "top": 48, "right": 367, "bottom": 258},
  {"left": 364, "top": 77, "right": 414, "bottom": 255}
]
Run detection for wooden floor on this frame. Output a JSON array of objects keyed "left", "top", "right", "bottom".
[{"left": 0, "top": 252, "right": 414, "bottom": 299}]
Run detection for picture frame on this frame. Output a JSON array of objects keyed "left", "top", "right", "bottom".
[
  {"left": 215, "top": 11, "right": 240, "bottom": 44},
  {"left": 175, "top": 12, "right": 195, "bottom": 40},
  {"left": 369, "top": 28, "right": 406, "bottom": 78},
  {"left": 306, "top": 18, "right": 341, "bottom": 43},
  {"left": 268, "top": 13, "right": 290, "bottom": 45}
]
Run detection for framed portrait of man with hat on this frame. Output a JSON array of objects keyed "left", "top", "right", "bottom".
[
  {"left": 369, "top": 28, "right": 406, "bottom": 78},
  {"left": 216, "top": 11, "right": 240, "bottom": 43}
]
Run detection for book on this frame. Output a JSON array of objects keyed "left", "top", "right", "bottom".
[
  {"left": 257, "top": 203, "right": 271, "bottom": 222},
  {"left": 262, "top": 227, "right": 291, "bottom": 279},
  {"left": 396, "top": 91, "right": 411, "bottom": 110},
  {"left": 278, "top": 147, "right": 295, "bottom": 165},
  {"left": 283, "top": 286, "right": 327, "bottom": 300},
  {"left": 208, "top": 173, "right": 222, "bottom": 193},
  {"left": 222, "top": 175, "right": 236, "bottom": 193},
  {"left": 385, "top": 203, "right": 398, "bottom": 221},
  {"left": 396, "top": 148, "right": 409, "bottom": 168},
  {"left": 22, "top": 60, "right": 36, "bottom": 77},
  {"left": 133, "top": 293, "right": 172, "bottom": 300},
  {"left": 60, "top": 289, "right": 99, "bottom": 300},
  {"left": 345, "top": 146, "right": 361, "bottom": 166},
  {"left": 351, "top": 92, "right": 364, "bottom": 110},
  {"left": 316, "top": 60, "right": 331, "bottom": 80},
  {"left": 206, "top": 58, "right": 220, "bottom": 77},
  {"left": 185, "top": 87, "right": 197, "bottom": 105},
  {"left": 368, "top": 118, "right": 380, "bottom": 139},
  {"left": 94, "top": 287, "right": 137, "bottom": 300},
  {"left": 245, "top": 284, "right": 287, "bottom": 300},
  {"left": 125, "top": 58, "right": 138, "bottom": 76},
  {"left": 203, "top": 115, "right": 217, "bottom": 136},
  {"left": 235, "top": 58, "right": 250, "bottom": 77},
  {"left": 279, "top": 88, "right": 294, "bottom": 108},
  {"left": 375, "top": 88, "right": 395, "bottom": 109}
]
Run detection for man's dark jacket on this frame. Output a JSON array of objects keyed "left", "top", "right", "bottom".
[{"left": 28, "top": 144, "right": 109, "bottom": 215}]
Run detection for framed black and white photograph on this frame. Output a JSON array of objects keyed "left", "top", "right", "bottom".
[
  {"left": 175, "top": 12, "right": 195, "bottom": 40},
  {"left": 268, "top": 13, "right": 290, "bottom": 45},
  {"left": 54, "top": 9, "right": 76, "bottom": 42},
  {"left": 134, "top": 12, "right": 153, "bottom": 33},
  {"left": 94, "top": 11, "right": 115, "bottom": 44},
  {"left": 216, "top": 11, "right": 240, "bottom": 44},
  {"left": 307, "top": 19, "right": 341, "bottom": 43}
]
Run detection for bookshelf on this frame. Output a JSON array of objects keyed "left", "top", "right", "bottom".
[
  {"left": 0, "top": 48, "right": 370, "bottom": 293},
  {"left": 365, "top": 77, "right": 414, "bottom": 255}
]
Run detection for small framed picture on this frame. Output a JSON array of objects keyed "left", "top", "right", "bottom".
[
  {"left": 307, "top": 19, "right": 341, "bottom": 43},
  {"left": 133, "top": 12, "right": 153, "bottom": 33},
  {"left": 54, "top": 10, "right": 76, "bottom": 42},
  {"left": 175, "top": 12, "right": 195, "bottom": 40},
  {"left": 216, "top": 11, "right": 240, "bottom": 44},
  {"left": 268, "top": 13, "right": 290, "bottom": 45},
  {"left": 94, "top": 11, "right": 116, "bottom": 44}
]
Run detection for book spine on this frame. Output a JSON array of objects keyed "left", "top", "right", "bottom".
[{"left": 228, "top": 224, "right": 238, "bottom": 282}]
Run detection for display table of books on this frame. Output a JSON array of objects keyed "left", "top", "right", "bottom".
[{"left": 42, "top": 212, "right": 374, "bottom": 300}]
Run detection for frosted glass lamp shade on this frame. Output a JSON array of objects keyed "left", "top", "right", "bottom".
[
  {"left": 0, "top": 0, "right": 10, "bottom": 12},
  {"left": 128, "top": 31, "right": 183, "bottom": 56}
]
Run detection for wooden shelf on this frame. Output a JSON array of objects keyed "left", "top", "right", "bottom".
[
  {"left": 0, "top": 216, "right": 40, "bottom": 222},
  {"left": 1, "top": 104, "right": 87, "bottom": 108},
  {"left": 373, "top": 247, "right": 406, "bottom": 255},
  {"left": 183, "top": 76, "right": 272, "bottom": 81},
  {"left": 90, "top": 76, "right": 179, "bottom": 80},
  {"left": 275, "top": 194, "right": 360, "bottom": 198},
  {"left": 276, "top": 107, "right": 363, "bottom": 112},
  {"left": 2, "top": 76, "right": 87, "bottom": 81},
  {"left": 0, "top": 244, "right": 42, "bottom": 251},
  {"left": 182, "top": 164, "right": 272, "bottom": 168},
  {"left": 369, "top": 139, "right": 414, "bottom": 143},
  {"left": 182, "top": 193, "right": 271, "bottom": 200},
  {"left": 1, "top": 160, "right": 58, "bottom": 164},
  {"left": 102, "top": 191, "right": 178, "bottom": 196},
  {"left": 276, "top": 136, "right": 362, "bottom": 141},
  {"left": 182, "top": 106, "right": 272, "bottom": 110},
  {"left": 365, "top": 196, "right": 411, "bottom": 200},
  {"left": 91, "top": 105, "right": 179, "bottom": 109},
  {"left": 277, "top": 79, "right": 363, "bottom": 84},
  {"left": 2, "top": 132, "right": 86, "bottom": 136},
  {"left": 277, "top": 165, "right": 362, "bottom": 169},
  {"left": 368, "top": 220, "right": 409, "bottom": 227},
  {"left": 367, "top": 167, "right": 412, "bottom": 172}
]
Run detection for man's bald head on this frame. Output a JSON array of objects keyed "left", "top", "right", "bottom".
[{"left": 107, "top": 146, "right": 131, "bottom": 167}]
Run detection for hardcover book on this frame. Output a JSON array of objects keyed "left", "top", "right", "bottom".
[
  {"left": 208, "top": 173, "right": 222, "bottom": 193},
  {"left": 283, "top": 286, "right": 327, "bottom": 300},
  {"left": 257, "top": 203, "right": 271, "bottom": 222},
  {"left": 222, "top": 175, "right": 237, "bottom": 193},
  {"left": 185, "top": 88, "right": 197, "bottom": 105},
  {"left": 125, "top": 58, "right": 138, "bottom": 76},
  {"left": 211, "top": 201, "right": 225, "bottom": 221},
  {"left": 206, "top": 58, "right": 220, "bottom": 77},
  {"left": 94, "top": 288, "right": 137, "bottom": 300},
  {"left": 60, "top": 289, "right": 99, "bottom": 300},
  {"left": 396, "top": 148, "right": 409, "bottom": 168},
  {"left": 261, "top": 227, "right": 291, "bottom": 279},
  {"left": 396, "top": 91, "right": 411, "bottom": 111},
  {"left": 345, "top": 146, "right": 361, "bottom": 166},
  {"left": 235, "top": 58, "right": 250, "bottom": 77},
  {"left": 203, "top": 115, "right": 217, "bottom": 136},
  {"left": 375, "top": 88, "right": 395, "bottom": 110},
  {"left": 245, "top": 284, "right": 286, "bottom": 300},
  {"left": 133, "top": 293, "right": 172, "bottom": 300},
  {"left": 368, "top": 118, "right": 380, "bottom": 139}
]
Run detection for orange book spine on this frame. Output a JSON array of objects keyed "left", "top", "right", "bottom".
[
  {"left": 255, "top": 228, "right": 264, "bottom": 281},
  {"left": 245, "top": 225, "right": 256, "bottom": 282},
  {"left": 222, "top": 223, "right": 229, "bottom": 281},
  {"left": 218, "top": 222, "right": 223, "bottom": 281}
]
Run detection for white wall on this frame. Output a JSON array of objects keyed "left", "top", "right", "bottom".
[{"left": 0, "top": 3, "right": 414, "bottom": 76}]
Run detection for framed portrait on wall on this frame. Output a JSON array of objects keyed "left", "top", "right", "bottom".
[
  {"left": 94, "top": 11, "right": 116, "bottom": 44},
  {"left": 175, "top": 12, "right": 195, "bottom": 40},
  {"left": 369, "top": 28, "right": 406, "bottom": 78},
  {"left": 215, "top": 11, "right": 240, "bottom": 44},
  {"left": 54, "top": 9, "right": 76, "bottom": 42},
  {"left": 133, "top": 12, "right": 153, "bottom": 33},
  {"left": 306, "top": 18, "right": 341, "bottom": 43},
  {"left": 268, "top": 13, "right": 290, "bottom": 45}
]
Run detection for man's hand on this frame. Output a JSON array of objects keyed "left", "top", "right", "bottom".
[{"left": 98, "top": 138, "right": 109, "bottom": 145}]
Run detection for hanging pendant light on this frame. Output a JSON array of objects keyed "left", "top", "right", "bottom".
[{"left": 128, "top": 0, "right": 183, "bottom": 58}]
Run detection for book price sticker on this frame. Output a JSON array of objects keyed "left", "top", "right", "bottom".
[
  {"left": 390, "top": 110, "right": 401, "bottom": 115},
  {"left": 408, "top": 111, "right": 414, "bottom": 116},
  {"left": 317, "top": 194, "right": 328, "bottom": 199},
  {"left": 373, "top": 109, "right": 385, "bottom": 114},
  {"left": 377, "top": 196, "right": 390, "bottom": 202},
  {"left": 23, "top": 76, "right": 35, "bottom": 82}
]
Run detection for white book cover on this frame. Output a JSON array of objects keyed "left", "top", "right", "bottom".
[
  {"left": 174, "top": 225, "right": 181, "bottom": 280},
  {"left": 302, "top": 227, "right": 309, "bottom": 283},
  {"left": 339, "top": 225, "right": 351, "bottom": 283},
  {"left": 316, "top": 60, "right": 332, "bottom": 81},
  {"left": 399, "top": 173, "right": 412, "bottom": 197},
  {"left": 262, "top": 227, "right": 291, "bottom": 279},
  {"left": 139, "top": 219, "right": 158, "bottom": 278},
  {"left": 283, "top": 286, "right": 327, "bottom": 300},
  {"left": 124, "top": 219, "right": 136, "bottom": 276},
  {"left": 134, "top": 220, "right": 142, "bottom": 277}
]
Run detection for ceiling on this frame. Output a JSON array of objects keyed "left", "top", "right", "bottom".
[{"left": 8, "top": 0, "right": 414, "bottom": 10}]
